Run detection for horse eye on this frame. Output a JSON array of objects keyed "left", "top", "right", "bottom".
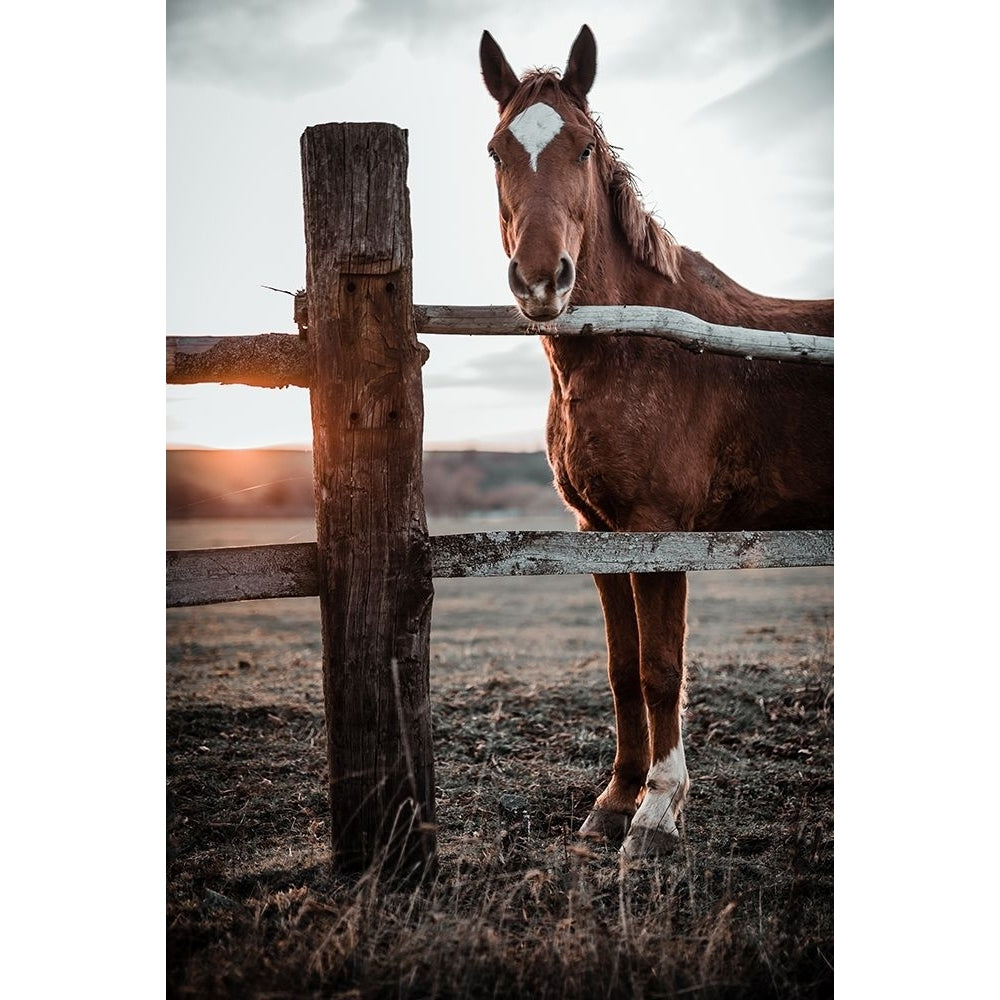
[
  {"left": 488, "top": 148, "right": 502, "bottom": 169},
  {"left": 580, "top": 144, "right": 594, "bottom": 162}
]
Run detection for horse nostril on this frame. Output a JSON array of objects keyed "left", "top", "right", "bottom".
[
  {"left": 555, "top": 254, "right": 575, "bottom": 295},
  {"left": 508, "top": 258, "right": 531, "bottom": 299}
]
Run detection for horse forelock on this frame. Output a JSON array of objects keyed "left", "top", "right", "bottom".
[
  {"left": 498, "top": 71, "right": 681, "bottom": 284},
  {"left": 496, "top": 70, "right": 568, "bottom": 128}
]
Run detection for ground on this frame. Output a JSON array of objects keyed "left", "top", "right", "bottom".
[{"left": 167, "top": 515, "right": 833, "bottom": 999}]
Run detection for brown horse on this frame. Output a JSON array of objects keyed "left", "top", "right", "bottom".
[{"left": 479, "top": 26, "right": 833, "bottom": 857}]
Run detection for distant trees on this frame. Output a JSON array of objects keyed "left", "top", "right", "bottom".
[
  {"left": 166, "top": 449, "right": 563, "bottom": 519},
  {"left": 421, "top": 450, "right": 561, "bottom": 516},
  {"left": 166, "top": 450, "right": 314, "bottom": 518}
]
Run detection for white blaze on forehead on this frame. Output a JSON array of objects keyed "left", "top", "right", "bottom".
[{"left": 508, "top": 102, "right": 564, "bottom": 172}]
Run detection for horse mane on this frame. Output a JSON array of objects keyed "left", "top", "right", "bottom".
[
  {"left": 502, "top": 70, "right": 682, "bottom": 283},
  {"left": 598, "top": 126, "right": 682, "bottom": 283}
]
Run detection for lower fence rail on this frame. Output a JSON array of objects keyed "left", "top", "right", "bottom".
[{"left": 167, "top": 528, "right": 833, "bottom": 608}]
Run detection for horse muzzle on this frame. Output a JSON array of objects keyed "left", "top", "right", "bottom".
[{"left": 508, "top": 253, "right": 575, "bottom": 321}]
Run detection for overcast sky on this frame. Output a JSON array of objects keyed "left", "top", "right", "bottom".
[{"left": 166, "top": 0, "right": 833, "bottom": 450}]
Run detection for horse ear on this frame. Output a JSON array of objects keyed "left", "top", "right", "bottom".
[
  {"left": 480, "top": 30, "right": 520, "bottom": 110},
  {"left": 563, "top": 24, "right": 597, "bottom": 103}
]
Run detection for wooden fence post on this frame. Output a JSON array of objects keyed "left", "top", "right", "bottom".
[{"left": 300, "top": 122, "right": 435, "bottom": 873}]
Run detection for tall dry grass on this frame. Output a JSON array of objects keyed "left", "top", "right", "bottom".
[
  {"left": 170, "top": 821, "right": 827, "bottom": 999},
  {"left": 168, "top": 668, "right": 832, "bottom": 999}
]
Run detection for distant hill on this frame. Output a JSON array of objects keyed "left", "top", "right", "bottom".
[{"left": 166, "top": 449, "right": 565, "bottom": 519}]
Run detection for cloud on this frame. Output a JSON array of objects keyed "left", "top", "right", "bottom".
[
  {"left": 783, "top": 250, "right": 833, "bottom": 299},
  {"left": 345, "top": 0, "right": 495, "bottom": 40},
  {"left": 423, "top": 342, "right": 550, "bottom": 393},
  {"left": 692, "top": 38, "right": 832, "bottom": 148},
  {"left": 167, "top": 1, "right": 834, "bottom": 102},
  {"left": 166, "top": 0, "right": 502, "bottom": 97},
  {"left": 606, "top": 0, "right": 832, "bottom": 82},
  {"left": 167, "top": 0, "right": 356, "bottom": 95}
]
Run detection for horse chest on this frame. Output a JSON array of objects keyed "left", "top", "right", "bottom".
[
  {"left": 541, "top": 344, "right": 800, "bottom": 532},
  {"left": 544, "top": 367, "right": 664, "bottom": 530}
]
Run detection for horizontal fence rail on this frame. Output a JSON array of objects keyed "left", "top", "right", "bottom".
[
  {"left": 166, "top": 304, "right": 833, "bottom": 386},
  {"left": 167, "top": 529, "right": 833, "bottom": 608},
  {"left": 166, "top": 333, "right": 312, "bottom": 388},
  {"left": 166, "top": 542, "right": 320, "bottom": 607},
  {"left": 414, "top": 305, "right": 834, "bottom": 365},
  {"left": 431, "top": 528, "right": 833, "bottom": 577}
]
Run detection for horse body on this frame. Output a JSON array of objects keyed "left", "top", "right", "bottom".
[{"left": 480, "top": 26, "right": 833, "bottom": 857}]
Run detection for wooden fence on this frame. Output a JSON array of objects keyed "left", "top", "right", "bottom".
[{"left": 166, "top": 122, "right": 833, "bottom": 873}]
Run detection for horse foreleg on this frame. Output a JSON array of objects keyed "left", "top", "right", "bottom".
[
  {"left": 579, "top": 572, "right": 649, "bottom": 842},
  {"left": 621, "top": 570, "right": 691, "bottom": 859}
]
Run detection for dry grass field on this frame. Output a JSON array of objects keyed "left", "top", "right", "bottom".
[{"left": 167, "top": 515, "right": 833, "bottom": 998}]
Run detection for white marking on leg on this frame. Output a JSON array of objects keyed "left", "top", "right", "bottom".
[
  {"left": 632, "top": 742, "right": 689, "bottom": 834},
  {"left": 508, "top": 102, "right": 564, "bottom": 171}
]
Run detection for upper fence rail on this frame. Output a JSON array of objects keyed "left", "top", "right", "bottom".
[{"left": 166, "top": 303, "right": 834, "bottom": 387}]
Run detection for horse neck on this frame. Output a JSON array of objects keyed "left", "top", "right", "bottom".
[{"left": 572, "top": 194, "right": 833, "bottom": 336}]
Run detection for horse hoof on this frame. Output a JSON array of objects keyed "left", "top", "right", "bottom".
[
  {"left": 621, "top": 825, "right": 680, "bottom": 859},
  {"left": 579, "top": 808, "right": 631, "bottom": 842}
]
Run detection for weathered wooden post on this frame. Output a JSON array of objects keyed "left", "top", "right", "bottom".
[{"left": 300, "top": 122, "right": 435, "bottom": 873}]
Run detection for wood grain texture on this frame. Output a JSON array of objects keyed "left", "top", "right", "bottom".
[
  {"left": 413, "top": 304, "right": 833, "bottom": 364},
  {"left": 431, "top": 529, "right": 834, "bottom": 577},
  {"left": 166, "top": 530, "right": 833, "bottom": 606},
  {"left": 301, "top": 122, "right": 435, "bottom": 872},
  {"left": 166, "top": 543, "right": 319, "bottom": 606},
  {"left": 166, "top": 334, "right": 310, "bottom": 387}
]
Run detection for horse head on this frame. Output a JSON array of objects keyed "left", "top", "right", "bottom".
[{"left": 480, "top": 26, "right": 599, "bottom": 321}]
